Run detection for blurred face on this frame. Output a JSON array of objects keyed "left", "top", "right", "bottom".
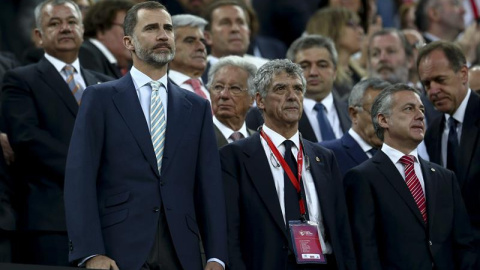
[
  {"left": 257, "top": 72, "right": 304, "bottom": 131},
  {"left": 351, "top": 88, "right": 382, "bottom": 148},
  {"left": 98, "top": 11, "right": 131, "bottom": 68},
  {"left": 209, "top": 65, "right": 253, "bottom": 126},
  {"left": 295, "top": 47, "right": 336, "bottom": 101},
  {"left": 205, "top": 5, "right": 250, "bottom": 57},
  {"left": 35, "top": 3, "right": 84, "bottom": 60},
  {"left": 368, "top": 33, "right": 411, "bottom": 83},
  {"left": 329, "top": 0, "right": 361, "bottom": 12},
  {"left": 338, "top": 20, "right": 364, "bottom": 54},
  {"left": 177, "top": 0, "right": 212, "bottom": 15},
  {"left": 75, "top": 0, "right": 90, "bottom": 18},
  {"left": 125, "top": 8, "right": 175, "bottom": 68},
  {"left": 418, "top": 49, "right": 468, "bottom": 115},
  {"left": 379, "top": 90, "right": 425, "bottom": 151},
  {"left": 170, "top": 26, "right": 207, "bottom": 77},
  {"left": 435, "top": 0, "right": 465, "bottom": 34}
]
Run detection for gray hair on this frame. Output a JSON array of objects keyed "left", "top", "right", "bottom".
[
  {"left": 286, "top": 34, "right": 338, "bottom": 68},
  {"left": 172, "top": 14, "right": 208, "bottom": 31},
  {"left": 371, "top": 83, "right": 420, "bottom": 141},
  {"left": 253, "top": 59, "right": 306, "bottom": 98},
  {"left": 206, "top": 55, "right": 257, "bottom": 97},
  {"left": 348, "top": 78, "right": 391, "bottom": 107},
  {"left": 35, "top": 0, "right": 83, "bottom": 31}
]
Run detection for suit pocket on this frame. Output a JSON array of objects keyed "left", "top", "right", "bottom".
[
  {"left": 105, "top": 191, "right": 130, "bottom": 208},
  {"left": 101, "top": 208, "right": 128, "bottom": 228},
  {"left": 186, "top": 215, "right": 200, "bottom": 239}
]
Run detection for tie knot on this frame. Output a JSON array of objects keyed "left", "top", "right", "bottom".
[
  {"left": 367, "top": 148, "right": 377, "bottom": 156},
  {"left": 63, "top": 65, "right": 75, "bottom": 74},
  {"left": 229, "top": 131, "right": 244, "bottom": 142},
  {"left": 448, "top": 117, "right": 458, "bottom": 129},
  {"left": 399, "top": 155, "right": 415, "bottom": 166},
  {"left": 314, "top": 103, "right": 326, "bottom": 112},
  {"left": 185, "top": 78, "right": 201, "bottom": 88},
  {"left": 283, "top": 140, "right": 294, "bottom": 152},
  {"left": 150, "top": 81, "right": 161, "bottom": 92}
]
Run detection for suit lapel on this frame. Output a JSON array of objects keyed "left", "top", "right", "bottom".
[
  {"left": 112, "top": 74, "right": 159, "bottom": 176},
  {"left": 244, "top": 134, "right": 287, "bottom": 238},
  {"left": 214, "top": 125, "right": 228, "bottom": 148},
  {"left": 458, "top": 93, "right": 480, "bottom": 185},
  {"left": 37, "top": 58, "right": 78, "bottom": 116},
  {"left": 420, "top": 158, "right": 437, "bottom": 231},
  {"left": 427, "top": 116, "right": 444, "bottom": 165},
  {"left": 333, "top": 98, "right": 351, "bottom": 133},
  {"left": 373, "top": 152, "right": 426, "bottom": 227},
  {"left": 342, "top": 133, "right": 369, "bottom": 164},
  {"left": 160, "top": 81, "right": 192, "bottom": 175}
]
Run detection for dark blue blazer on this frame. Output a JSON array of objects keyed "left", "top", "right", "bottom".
[
  {"left": 320, "top": 132, "right": 369, "bottom": 177},
  {"left": 220, "top": 133, "right": 356, "bottom": 269},
  {"left": 64, "top": 74, "right": 228, "bottom": 270}
]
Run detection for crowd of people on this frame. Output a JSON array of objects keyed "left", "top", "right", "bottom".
[{"left": 0, "top": 0, "right": 480, "bottom": 269}]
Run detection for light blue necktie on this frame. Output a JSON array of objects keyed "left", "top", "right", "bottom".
[
  {"left": 150, "top": 81, "right": 166, "bottom": 174},
  {"left": 314, "top": 103, "right": 336, "bottom": 141}
]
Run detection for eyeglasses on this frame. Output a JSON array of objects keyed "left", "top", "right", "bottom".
[{"left": 211, "top": 84, "right": 248, "bottom": 96}]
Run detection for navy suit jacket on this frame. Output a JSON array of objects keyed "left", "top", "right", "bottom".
[
  {"left": 1, "top": 57, "right": 111, "bottom": 231},
  {"left": 64, "top": 74, "right": 228, "bottom": 269},
  {"left": 320, "top": 132, "right": 369, "bottom": 177},
  {"left": 220, "top": 133, "right": 356, "bottom": 269},
  {"left": 79, "top": 40, "right": 123, "bottom": 79},
  {"left": 344, "top": 151, "right": 476, "bottom": 270},
  {"left": 425, "top": 92, "right": 480, "bottom": 243}
]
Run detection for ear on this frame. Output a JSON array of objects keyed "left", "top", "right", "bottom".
[
  {"left": 203, "top": 30, "right": 213, "bottom": 46},
  {"left": 459, "top": 65, "right": 469, "bottom": 85},
  {"left": 378, "top": 113, "right": 389, "bottom": 129},
  {"left": 348, "top": 106, "right": 358, "bottom": 123},
  {"left": 123, "top": 36, "right": 135, "bottom": 51},
  {"left": 255, "top": 92, "right": 264, "bottom": 111},
  {"left": 249, "top": 95, "right": 254, "bottom": 107},
  {"left": 427, "top": 6, "right": 439, "bottom": 22},
  {"left": 407, "top": 55, "right": 414, "bottom": 70},
  {"left": 34, "top": 28, "right": 42, "bottom": 43}
]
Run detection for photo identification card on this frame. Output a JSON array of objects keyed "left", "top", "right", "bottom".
[{"left": 288, "top": 220, "right": 327, "bottom": 264}]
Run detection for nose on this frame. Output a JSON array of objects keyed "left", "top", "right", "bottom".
[
  {"left": 308, "top": 65, "right": 319, "bottom": 77},
  {"left": 195, "top": 40, "right": 206, "bottom": 52},
  {"left": 415, "top": 108, "right": 425, "bottom": 121},
  {"left": 59, "top": 22, "right": 72, "bottom": 32}
]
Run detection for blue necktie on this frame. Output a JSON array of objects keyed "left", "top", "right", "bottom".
[
  {"left": 447, "top": 117, "right": 459, "bottom": 172},
  {"left": 314, "top": 103, "right": 336, "bottom": 141},
  {"left": 150, "top": 81, "right": 166, "bottom": 174}
]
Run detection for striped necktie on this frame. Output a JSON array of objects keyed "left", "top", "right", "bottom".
[
  {"left": 185, "top": 78, "right": 207, "bottom": 99},
  {"left": 150, "top": 81, "right": 166, "bottom": 174},
  {"left": 400, "top": 155, "right": 427, "bottom": 223},
  {"left": 63, "top": 65, "right": 84, "bottom": 104}
]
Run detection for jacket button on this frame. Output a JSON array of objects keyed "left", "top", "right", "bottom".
[
  {"left": 153, "top": 207, "right": 160, "bottom": 212},
  {"left": 429, "top": 240, "right": 433, "bottom": 246}
]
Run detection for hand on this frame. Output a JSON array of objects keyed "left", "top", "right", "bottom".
[
  {"left": 86, "top": 255, "right": 119, "bottom": 270},
  {"left": 0, "top": 133, "right": 14, "bottom": 165},
  {"left": 204, "top": 261, "right": 223, "bottom": 270}
]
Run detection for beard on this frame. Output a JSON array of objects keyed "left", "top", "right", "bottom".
[
  {"left": 132, "top": 36, "right": 175, "bottom": 68},
  {"left": 369, "top": 63, "right": 409, "bottom": 84}
]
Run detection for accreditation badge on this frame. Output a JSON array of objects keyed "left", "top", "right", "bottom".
[{"left": 288, "top": 220, "right": 327, "bottom": 264}]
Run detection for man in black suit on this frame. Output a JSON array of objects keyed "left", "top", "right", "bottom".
[
  {"left": 206, "top": 55, "right": 256, "bottom": 148},
  {"left": 221, "top": 59, "right": 356, "bottom": 269},
  {"left": 344, "top": 83, "right": 476, "bottom": 269},
  {"left": 321, "top": 78, "right": 390, "bottom": 177},
  {"left": 246, "top": 35, "right": 350, "bottom": 142},
  {"left": 1, "top": 0, "right": 111, "bottom": 265},
  {"left": 418, "top": 40, "right": 480, "bottom": 265},
  {"left": 79, "top": 0, "right": 134, "bottom": 78}
]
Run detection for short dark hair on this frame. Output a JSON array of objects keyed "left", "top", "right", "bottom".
[
  {"left": 84, "top": 0, "right": 134, "bottom": 38},
  {"left": 202, "top": 0, "right": 249, "bottom": 31},
  {"left": 416, "top": 40, "right": 466, "bottom": 73},
  {"left": 124, "top": 1, "right": 167, "bottom": 37},
  {"left": 286, "top": 34, "right": 338, "bottom": 68}
]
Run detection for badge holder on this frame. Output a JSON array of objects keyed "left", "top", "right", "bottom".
[{"left": 288, "top": 220, "right": 327, "bottom": 264}]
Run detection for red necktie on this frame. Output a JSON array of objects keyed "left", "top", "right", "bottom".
[
  {"left": 185, "top": 78, "right": 207, "bottom": 99},
  {"left": 400, "top": 155, "right": 427, "bottom": 223}
]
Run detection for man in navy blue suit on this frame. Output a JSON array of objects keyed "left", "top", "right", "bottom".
[
  {"left": 321, "top": 78, "right": 390, "bottom": 177},
  {"left": 64, "top": 2, "right": 227, "bottom": 270}
]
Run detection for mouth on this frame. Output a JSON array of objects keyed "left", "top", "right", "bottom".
[
  {"left": 307, "top": 79, "right": 321, "bottom": 85},
  {"left": 153, "top": 43, "right": 172, "bottom": 50}
]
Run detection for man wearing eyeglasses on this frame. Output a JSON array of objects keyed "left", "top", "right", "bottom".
[
  {"left": 79, "top": 0, "right": 134, "bottom": 78},
  {"left": 207, "top": 56, "right": 256, "bottom": 148},
  {"left": 220, "top": 59, "right": 356, "bottom": 270}
]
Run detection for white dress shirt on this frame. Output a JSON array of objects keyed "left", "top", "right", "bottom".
[
  {"left": 44, "top": 53, "right": 86, "bottom": 90},
  {"left": 213, "top": 116, "right": 249, "bottom": 143},
  {"left": 441, "top": 89, "right": 470, "bottom": 168},
  {"left": 303, "top": 93, "right": 343, "bottom": 142},
  {"left": 348, "top": 128, "right": 376, "bottom": 158},
  {"left": 168, "top": 69, "right": 211, "bottom": 103},
  {"left": 260, "top": 124, "right": 331, "bottom": 254},
  {"left": 89, "top": 38, "right": 117, "bottom": 64},
  {"left": 381, "top": 143, "right": 425, "bottom": 194}
]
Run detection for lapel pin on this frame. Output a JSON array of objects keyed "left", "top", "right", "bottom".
[
  {"left": 315, "top": 157, "right": 320, "bottom": 162},
  {"left": 430, "top": 168, "right": 435, "bottom": 172}
]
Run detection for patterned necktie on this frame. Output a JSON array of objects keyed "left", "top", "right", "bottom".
[
  {"left": 447, "top": 117, "right": 459, "bottom": 172},
  {"left": 185, "top": 78, "right": 207, "bottom": 99},
  {"left": 150, "top": 81, "right": 166, "bottom": 174},
  {"left": 313, "top": 103, "right": 336, "bottom": 141},
  {"left": 399, "top": 155, "right": 427, "bottom": 223},
  {"left": 63, "top": 65, "right": 84, "bottom": 104},
  {"left": 229, "top": 131, "right": 244, "bottom": 142}
]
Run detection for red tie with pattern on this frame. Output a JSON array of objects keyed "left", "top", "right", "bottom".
[
  {"left": 185, "top": 78, "right": 207, "bottom": 99},
  {"left": 400, "top": 155, "right": 427, "bottom": 223}
]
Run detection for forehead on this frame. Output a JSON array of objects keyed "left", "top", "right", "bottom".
[
  {"left": 212, "top": 5, "right": 247, "bottom": 21},
  {"left": 295, "top": 47, "right": 333, "bottom": 63},
  {"left": 371, "top": 33, "right": 403, "bottom": 49},
  {"left": 175, "top": 26, "right": 203, "bottom": 37},
  {"left": 42, "top": 2, "right": 80, "bottom": 20},
  {"left": 392, "top": 90, "right": 421, "bottom": 107},
  {"left": 136, "top": 8, "right": 171, "bottom": 28},
  {"left": 214, "top": 65, "right": 249, "bottom": 83},
  {"left": 270, "top": 71, "right": 302, "bottom": 87},
  {"left": 419, "top": 50, "right": 452, "bottom": 74}
]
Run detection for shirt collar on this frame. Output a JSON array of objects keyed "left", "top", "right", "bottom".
[
  {"left": 424, "top": 32, "right": 441, "bottom": 42},
  {"left": 381, "top": 143, "right": 419, "bottom": 165},
  {"left": 447, "top": 88, "right": 471, "bottom": 124},
  {"left": 89, "top": 38, "right": 117, "bottom": 64},
  {"left": 262, "top": 124, "right": 300, "bottom": 150},
  {"left": 130, "top": 65, "right": 169, "bottom": 91},
  {"left": 348, "top": 128, "right": 375, "bottom": 152},
  {"left": 168, "top": 69, "right": 202, "bottom": 85},
  {"left": 213, "top": 116, "right": 249, "bottom": 139},
  {"left": 303, "top": 92, "right": 334, "bottom": 113},
  {"left": 44, "top": 53, "right": 81, "bottom": 74}
]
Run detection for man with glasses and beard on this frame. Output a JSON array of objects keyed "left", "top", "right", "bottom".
[{"left": 64, "top": 2, "right": 227, "bottom": 270}]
